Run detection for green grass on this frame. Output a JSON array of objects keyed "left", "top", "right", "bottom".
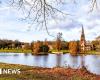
[
  {"left": 50, "top": 49, "right": 100, "bottom": 55},
  {"left": 0, "top": 48, "right": 100, "bottom": 55},
  {"left": 60, "top": 50, "right": 69, "bottom": 53},
  {"left": 86, "top": 50, "right": 100, "bottom": 55},
  {"left": 0, "top": 48, "right": 32, "bottom": 53},
  {"left": 50, "top": 49, "right": 69, "bottom": 54}
]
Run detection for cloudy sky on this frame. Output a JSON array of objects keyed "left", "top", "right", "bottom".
[{"left": 0, "top": 0, "right": 100, "bottom": 42}]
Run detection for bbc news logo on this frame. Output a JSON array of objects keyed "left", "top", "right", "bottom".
[{"left": 0, "top": 68, "right": 20, "bottom": 74}]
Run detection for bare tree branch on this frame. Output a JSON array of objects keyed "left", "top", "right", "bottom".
[
  {"left": 9, "top": 0, "right": 71, "bottom": 37},
  {"left": 8, "top": 0, "right": 99, "bottom": 37},
  {"left": 89, "top": 0, "right": 98, "bottom": 12}
]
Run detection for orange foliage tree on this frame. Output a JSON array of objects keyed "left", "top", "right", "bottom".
[{"left": 69, "top": 41, "right": 79, "bottom": 55}]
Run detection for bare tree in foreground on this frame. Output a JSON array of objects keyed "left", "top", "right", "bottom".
[
  {"left": 89, "top": 0, "right": 98, "bottom": 12},
  {"left": 9, "top": 0, "right": 69, "bottom": 36},
  {"left": 8, "top": 0, "right": 99, "bottom": 35}
]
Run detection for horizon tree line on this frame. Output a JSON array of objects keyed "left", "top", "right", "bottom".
[{"left": 0, "top": 35, "right": 100, "bottom": 54}]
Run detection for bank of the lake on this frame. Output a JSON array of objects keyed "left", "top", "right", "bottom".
[
  {"left": 0, "top": 49, "right": 100, "bottom": 55},
  {"left": 0, "top": 49, "right": 32, "bottom": 53},
  {"left": 0, "top": 63, "right": 99, "bottom": 80},
  {"left": 0, "top": 49, "right": 69, "bottom": 54}
]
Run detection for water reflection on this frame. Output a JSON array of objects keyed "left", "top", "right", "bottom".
[
  {"left": 0, "top": 53, "right": 100, "bottom": 75},
  {"left": 84, "top": 55, "right": 100, "bottom": 75},
  {"left": 24, "top": 53, "right": 29, "bottom": 56},
  {"left": 56, "top": 54, "right": 62, "bottom": 67},
  {"left": 67, "top": 55, "right": 81, "bottom": 69}
]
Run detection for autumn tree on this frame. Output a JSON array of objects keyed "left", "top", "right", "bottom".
[
  {"left": 55, "top": 32, "right": 62, "bottom": 51},
  {"left": 14, "top": 40, "right": 21, "bottom": 49},
  {"left": 69, "top": 41, "right": 79, "bottom": 55},
  {"left": 92, "top": 40, "right": 100, "bottom": 51},
  {"left": 38, "top": 39, "right": 49, "bottom": 53},
  {"left": 33, "top": 41, "right": 42, "bottom": 53},
  {"left": 0, "top": 39, "right": 23, "bottom": 49},
  {"left": 31, "top": 40, "right": 49, "bottom": 53},
  {"left": 59, "top": 41, "right": 68, "bottom": 50},
  {"left": 31, "top": 41, "right": 34, "bottom": 52},
  {"left": 43, "top": 38, "right": 48, "bottom": 45},
  {"left": 66, "top": 41, "right": 69, "bottom": 50},
  {"left": 39, "top": 45, "right": 49, "bottom": 53}
]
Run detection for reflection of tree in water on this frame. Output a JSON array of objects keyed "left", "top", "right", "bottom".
[
  {"left": 68, "top": 55, "right": 81, "bottom": 68},
  {"left": 32, "top": 56, "right": 41, "bottom": 66},
  {"left": 13, "top": 54, "right": 19, "bottom": 56},
  {"left": 42, "top": 55, "right": 48, "bottom": 67},
  {"left": 84, "top": 55, "right": 100, "bottom": 75},
  {"left": 31, "top": 55, "right": 48, "bottom": 67},
  {"left": 56, "top": 54, "right": 62, "bottom": 67},
  {"left": 24, "top": 53, "right": 29, "bottom": 56}
]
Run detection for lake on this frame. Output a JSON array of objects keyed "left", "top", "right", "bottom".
[{"left": 0, "top": 53, "right": 100, "bottom": 75}]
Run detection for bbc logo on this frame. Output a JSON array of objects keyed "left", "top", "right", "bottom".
[{"left": 0, "top": 68, "right": 20, "bottom": 74}]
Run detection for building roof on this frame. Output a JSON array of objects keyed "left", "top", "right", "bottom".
[{"left": 96, "top": 36, "right": 100, "bottom": 40}]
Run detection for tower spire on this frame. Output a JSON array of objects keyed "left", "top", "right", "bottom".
[
  {"left": 82, "top": 25, "right": 84, "bottom": 34},
  {"left": 81, "top": 25, "right": 85, "bottom": 41},
  {"left": 80, "top": 25, "right": 86, "bottom": 53}
]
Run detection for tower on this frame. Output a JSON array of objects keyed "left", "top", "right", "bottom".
[{"left": 80, "top": 26, "right": 86, "bottom": 53}]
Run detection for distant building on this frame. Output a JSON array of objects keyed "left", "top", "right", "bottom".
[
  {"left": 94, "top": 36, "right": 100, "bottom": 51},
  {"left": 80, "top": 26, "right": 86, "bottom": 52},
  {"left": 80, "top": 26, "right": 93, "bottom": 53},
  {"left": 85, "top": 41, "right": 93, "bottom": 51},
  {"left": 96, "top": 36, "right": 100, "bottom": 41},
  {"left": 48, "top": 45, "right": 53, "bottom": 50}
]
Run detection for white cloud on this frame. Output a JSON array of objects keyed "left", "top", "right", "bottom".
[{"left": 0, "top": 0, "right": 100, "bottom": 42}]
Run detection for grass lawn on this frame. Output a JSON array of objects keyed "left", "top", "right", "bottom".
[
  {"left": 86, "top": 50, "right": 100, "bottom": 55},
  {"left": 0, "top": 48, "right": 100, "bottom": 55},
  {"left": 0, "top": 48, "right": 32, "bottom": 53},
  {"left": 50, "top": 49, "right": 69, "bottom": 54}
]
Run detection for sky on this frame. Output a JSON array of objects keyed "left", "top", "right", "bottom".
[{"left": 0, "top": 0, "right": 100, "bottom": 42}]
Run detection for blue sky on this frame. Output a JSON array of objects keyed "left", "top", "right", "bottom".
[{"left": 0, "top": 0, "right": 100, "bottom": 42}]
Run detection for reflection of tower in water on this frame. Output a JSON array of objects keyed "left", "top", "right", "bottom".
[
  {"left": 81, "top": 55, "right": 85, "bottom": 68},
  {"left": 67, "top": 55, "right": 84, "bottom": 69}
]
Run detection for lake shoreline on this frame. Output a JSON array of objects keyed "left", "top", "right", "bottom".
[
  {"left": 0, "top": 49, "right": 100, "bottom": 55},
  {"left": 0, "top": 52, "right": 100, "bottom": 56},
  {"left": 0, "top": 63, "right": 99, "bottom": 80}
]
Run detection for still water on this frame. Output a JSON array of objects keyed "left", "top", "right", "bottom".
[{"left": 0, "top": 53, "right": 100, "bottom": 75}]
